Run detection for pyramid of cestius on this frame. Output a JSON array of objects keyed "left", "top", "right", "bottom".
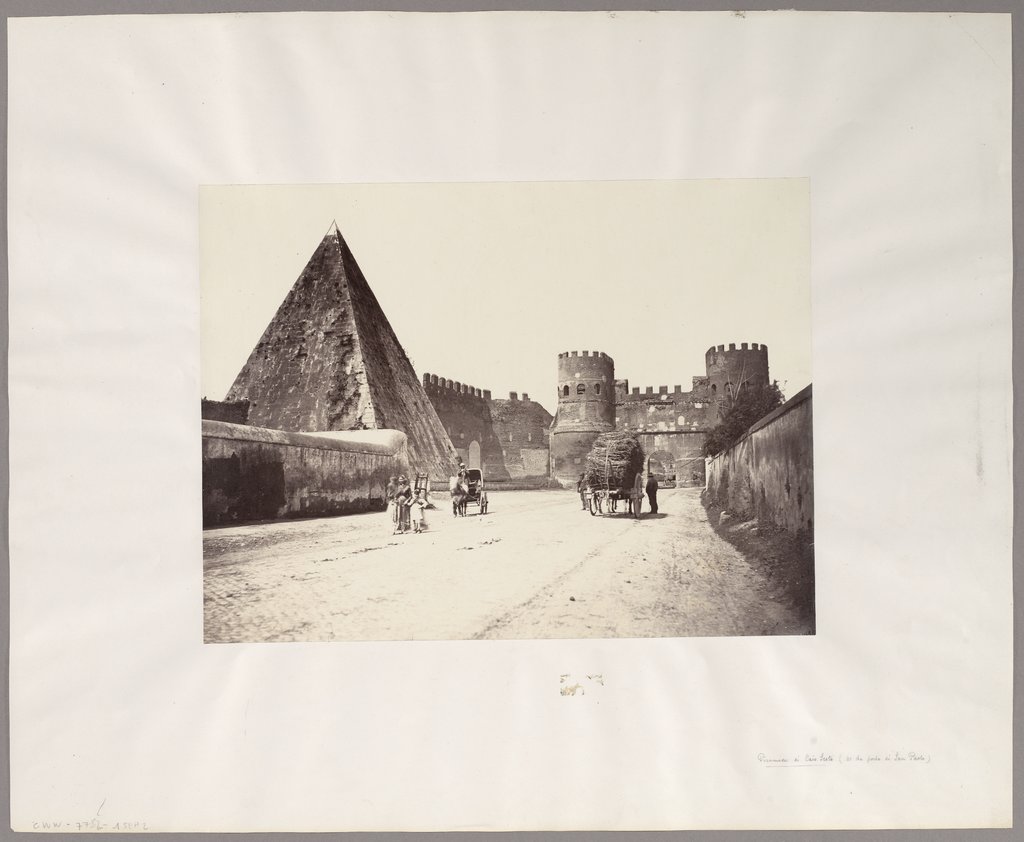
[{"left": 225, "top": 224, "right": 460, "bottom": 481}]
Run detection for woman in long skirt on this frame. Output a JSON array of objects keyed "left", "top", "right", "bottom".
[{"left": 395, "top": 475, "right": 413, "bottom": 534}]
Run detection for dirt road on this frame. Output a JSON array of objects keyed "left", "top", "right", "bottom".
[{"left": 204, "top": 488, "right": 811, "bottom": 642}]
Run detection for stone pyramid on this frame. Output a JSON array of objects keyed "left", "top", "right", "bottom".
[{"left": 225, "top": 224, "right": 460, "bottom": 481}]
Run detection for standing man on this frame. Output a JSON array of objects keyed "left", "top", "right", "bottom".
[
  {"left": 645, "top": 472, "right": 659, "bottom": 515},
  {"left": 576, "top": 473, "right": 587, "bottom": 511}
]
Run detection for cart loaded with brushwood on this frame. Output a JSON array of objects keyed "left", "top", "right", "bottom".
[{"left": 582, "top": 432, "right": 646, "bottom": 518}]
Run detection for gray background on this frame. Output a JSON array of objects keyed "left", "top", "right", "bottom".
[{"left": 0, "top": 0, "right": 1019, "bottom": 839}]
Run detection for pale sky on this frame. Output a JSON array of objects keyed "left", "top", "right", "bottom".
[{"left": 201, "top": 180, "right": 810, "bottom": 415}]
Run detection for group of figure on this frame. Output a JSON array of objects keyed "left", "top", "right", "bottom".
[
  {"left": 575, "top": 473, "right": 659, "bottom": 515},
  {"left": 385, "top": 475, "right": 428, "bottom": 534}
]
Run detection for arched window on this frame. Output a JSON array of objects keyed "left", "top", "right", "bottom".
[
  {"left": 576, "top": 383, "right": 586, "bottom": 395},
  {"left": 594, "top": 384, "right": 601, "bottom": 395},
  {"left": 562, "top": 385, "right": 569, "bottom": 397}
]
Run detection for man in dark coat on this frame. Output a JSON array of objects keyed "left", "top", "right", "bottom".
[
  {"left": 576, "top": 473, "right": 587, "bottom": 510},
  {"left": 645, "top": 473, "right": 659, "bottom": 514}
]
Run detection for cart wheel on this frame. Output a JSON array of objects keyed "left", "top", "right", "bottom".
[{"left": 589, "top": 495, "right": 598, "bottom": 516}]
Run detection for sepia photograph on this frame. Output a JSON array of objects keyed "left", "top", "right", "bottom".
[{"left": 201, "top": 180, "right": 813, "bottom": 642}]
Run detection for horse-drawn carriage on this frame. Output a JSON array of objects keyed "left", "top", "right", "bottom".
[{"left": 450, "top": 468, "right": 489, "bottom": 516}]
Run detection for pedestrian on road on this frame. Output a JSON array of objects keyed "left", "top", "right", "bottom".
[
  {"left": 395, "top": 475, "right": 413, "bottom": 534},
  {"left": 410, "top": 491, "right": 427, "bottom": 533},
  {"left": 577, "top": 473, "right": 587, "bottom": 510},
  {"left": 645, "top": 473, "right": 660, "bottom": 514}
]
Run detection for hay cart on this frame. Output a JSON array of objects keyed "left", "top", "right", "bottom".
[{"left": 583, "top": 432, "right": 646, "bottom": 519}]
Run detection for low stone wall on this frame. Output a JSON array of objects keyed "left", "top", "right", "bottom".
[
  {"left": 202, "top": 421, "right": 409, "bottom": 527},
  {"left": 704, "top": 385, "right": 813, "bottom": 533}
]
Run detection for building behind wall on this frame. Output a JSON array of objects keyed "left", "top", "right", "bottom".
[{"left": 490, "top": 391, "right": 553, "bottom": 479}]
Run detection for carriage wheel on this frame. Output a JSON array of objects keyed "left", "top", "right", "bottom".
[{"left": 589, "top": 495, "right": 598, "bottom": 516}]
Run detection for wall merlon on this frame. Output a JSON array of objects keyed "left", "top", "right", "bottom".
[
  {"left": 510, "top": 391, "right": 518, "bottom": 400},
  {"left": 659, "top": 386, "right": 668, "bottom": 394},
  {"left": 646, "top": 386, "right": 654, "bottom": 394},
  {"left": 483, "top": 390, "right": 491, "bottom": 401}
]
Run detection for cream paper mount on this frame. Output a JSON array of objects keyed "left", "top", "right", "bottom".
[{"left": 7, "top": 10, "right": 1012, "bottom": 832}]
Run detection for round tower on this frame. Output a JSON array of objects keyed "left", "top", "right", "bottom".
[
  {"left": 705, "top": 342, "right": 770, "bottom": 421},
  {"left": 549, "top": 351, "right": 616, "bottom": 485}
]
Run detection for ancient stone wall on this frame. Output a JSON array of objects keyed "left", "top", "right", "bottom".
[
  {"left": 489, "top": 393, "right": 554, "bottom": 479},
  {"left": 422, "top": 374, "right": 510, "bottom": 479},
  {"left": 615, "top": 383, "right": 714, "bottom": 434},
  {"left": 202, "top": 421, "right": 409, "bottom": 527},
  {"left": 704, "top": 385, "right": 813, "bottom": 533}
]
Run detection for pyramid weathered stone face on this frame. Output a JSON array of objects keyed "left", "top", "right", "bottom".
[{"left": 225, "top": 226, "right": 460, "bottom": 480}]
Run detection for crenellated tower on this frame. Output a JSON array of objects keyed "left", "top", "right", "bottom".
[
  {"left": 705, "top": 342, "right": 770, "bottom": 422},
  {"left": 549, "top": 351, "right": 616, "bottom": 484}
]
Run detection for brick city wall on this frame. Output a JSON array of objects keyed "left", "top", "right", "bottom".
[{"left": 422, "top": 374, "right": 510, "bottom": 479}]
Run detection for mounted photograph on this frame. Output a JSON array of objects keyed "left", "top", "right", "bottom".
[{"left": 200, "top": 180, "right": 812, "bottom": 642}]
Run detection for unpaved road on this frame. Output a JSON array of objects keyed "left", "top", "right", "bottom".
[{"left": 204, "top": 488, "right": 811, "bottom": 642}]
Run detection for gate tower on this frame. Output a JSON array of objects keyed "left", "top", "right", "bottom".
[
  {"left": 705, "top": 342, "right": 770, "bottom": 423},
  {"left": 549, "top": 351, "right": 616, "bottom": 485}
]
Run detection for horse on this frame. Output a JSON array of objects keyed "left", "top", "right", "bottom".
[{"left": 449, "top": 476, "right": 469, "bottom": 517}]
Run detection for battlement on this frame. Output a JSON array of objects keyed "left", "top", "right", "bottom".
[
  {"left": 423, "top": 372, "right": 490, "bottom": 401},
  {"left": 620, "top": 382, "right": 701, "bottom": 400},
  {"left": 706, "top": 342, "right": 768, "bottom": 355},
  {"left": 558, "top": 350, "right": 614, "bottom": 364}
]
